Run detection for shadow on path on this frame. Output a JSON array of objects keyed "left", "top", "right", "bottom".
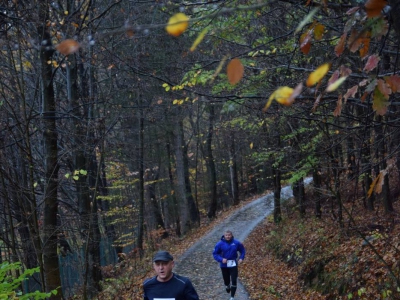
[{"left": 173, "top": 185, "right": 296, "bottom": 300}]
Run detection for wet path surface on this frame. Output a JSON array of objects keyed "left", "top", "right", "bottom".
[{"left": 174, "top": 185, "right": 295, "bottom": 300}]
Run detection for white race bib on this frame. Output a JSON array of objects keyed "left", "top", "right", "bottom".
[
  {"left": 154, "top": 298, "right": 175, "bottom": 300},
  {"left": 227, "top": 260, "right": 236, "bottom": 267}
]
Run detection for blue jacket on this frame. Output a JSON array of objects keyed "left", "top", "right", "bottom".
[{"left": 213, "top": 235, "right": 245, "bottom": 268}]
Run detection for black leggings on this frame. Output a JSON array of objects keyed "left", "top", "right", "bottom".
[{"left": 221, "top": 266, "right": 238, "bottom": 297}]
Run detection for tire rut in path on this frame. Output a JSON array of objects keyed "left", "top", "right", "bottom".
[{"left": 173, "top": 191, "right": 283, "bottom": 300}]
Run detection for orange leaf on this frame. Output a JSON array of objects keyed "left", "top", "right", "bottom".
[
  {"left": 227, "top": 58, "right": 244, "bottom": 85},
  {"left": 365, "top": 0, "right": 387, "bottom": 18},
  {"left": 359, "top": 37, "right": 370, "bottom": 58},
  {"left": 307, "top": 63, "right": 330, "bottom": 87},
  {"left": 300, "top": 31, "right": 312, "bottom": 55},
  {"left": 347, "top": 29, "right": 363, "bottom": 53},
  {"left": 335, "top": 33, "right": 346, "bottom": 57},
  {"left": 55, "top": 39, "right": 80, "bottom": 55},
  {"left": 166, "top": 13, "right": 189, "bottom": 37},
  {"left": 384, "top": 75, "right": 400, "bottom": 93}
]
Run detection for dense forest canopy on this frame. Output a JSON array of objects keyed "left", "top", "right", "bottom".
[{"left": 0, "top": 0, "right": 399, "bottom": 298}]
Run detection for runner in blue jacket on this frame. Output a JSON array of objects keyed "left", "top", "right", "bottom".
[{"left": 212, "top": 230, "right": 246, "bottom": 300}]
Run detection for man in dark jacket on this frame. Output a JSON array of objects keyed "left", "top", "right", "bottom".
[
  {"left": 143, "top": 250, "right": 199, "bottom": 300},
  {"left": 212, "top": 230, "right": 246, "bottom": 300}
]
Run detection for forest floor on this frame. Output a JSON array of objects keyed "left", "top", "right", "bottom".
[{"left": 97, "top": 182, "right": 400, "bottom": 300}]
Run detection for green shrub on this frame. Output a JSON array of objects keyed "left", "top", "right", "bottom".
[{"left": 0, "top": 261, "right": 57, "bottom": 299}]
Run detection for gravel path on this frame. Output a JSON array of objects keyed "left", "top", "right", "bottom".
[{"left": 173, "top": 185, "right": 295, "bottom": 300}]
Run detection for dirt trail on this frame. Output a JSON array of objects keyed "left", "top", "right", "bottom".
[{"left": 173, "top": 185, "right": 294, "bottom": 300}]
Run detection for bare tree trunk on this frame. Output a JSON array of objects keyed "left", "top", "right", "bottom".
[
  {"left": 313, "top": 167, "right": 322, "bottom": 218},
  {"left": 38, "top": 16, "right": 61, "bottom": 298},
  {"left": 229, "top": 133, "right": 240, "bottom": 206},
  {"left": 166, "top": 136, "right": 180, "bottom": 236},
  {"left": 137, "top": 99, "right": 145, "bottom": 252},
  {"left": 375, "top": 116, "right": 393, "bottom": 213},
  {"left": 174, "top": 118, "right": 190, "bottom": 234},
  {"left": 206, "top": 104, "right": 218, "bottom": 219},
  {"left": 273, "top": 166, "right": 282, "bottom": 223}
]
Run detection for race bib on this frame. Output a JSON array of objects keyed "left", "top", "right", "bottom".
[
  {"left": 154, "top": 298, "right": 175, "bottom": 300},
  {"left": 227, "top": 260, "right": 236, "bottom": 267}
]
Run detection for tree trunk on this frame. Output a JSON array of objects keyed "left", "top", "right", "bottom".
[
  {"left": 206, "top": 104, "right": 218, "bottom": 219},
  {"left": 180, "top": 120, "right": 200, "bottom": 227},
  {"left": 38, "top": 19, "right": 62, "bottom": 298},
  {"left": 273, "top": 166, "right": 282, "bottom": 223},
  {"left": 174, "top": 118, "right": 190, "bottom": 234},
  {"left": 229, "top": 132, "right": 240, "bottom": 206},
  {"left": 313, "top": 167, "right": 322, "bottom": 218}
]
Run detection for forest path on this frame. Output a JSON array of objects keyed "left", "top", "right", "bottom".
[{"left": 173, "top": 185, "right": 295, "bottom": 300}]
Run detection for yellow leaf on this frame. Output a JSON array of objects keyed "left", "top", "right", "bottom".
[
  {"left": 190, "top": 28, "right": 208, "bottom": 52},
  {"left": 23, "top": 61, "right": 32, "bottom": 69},
  {"left": 250, "top": 142, "right": 253, "bottom": 149},
  {"left": 166, "top": 13, "right": 189, "bottom": 37},
  {"left": 274, "top": 86, "right": 294, "bottom": 105},
  {"left": 307, "top": 63, "right": 330, "bottom": 87},
  {"left": 227, "top": 58, "right": 244, "bottom": 85},
  {"left": 211, "top": 55, "right": 228, "bottom": 82},
  {"left": 173, "top": 99, "right": 178, "bottom": 104},
  {"left": 326, "top": 76, "right": 347, "bottom": 92},
  {"left": 263, "top": 86, "right": 295, "bottom": 112}
]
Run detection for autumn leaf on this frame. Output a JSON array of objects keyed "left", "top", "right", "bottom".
[
  {"left": 55, "top": 39, "right": 80, "bottom": 55},
  {"left": 211, "top": 55, "right": 228, "bottom": 83},
  {"left": 227, "top": 58, "right": 244, "bottom": 85},
  {"left": 263, "top": 86, "right": 295, "bottom": 112},
  {"left": 344, "top": 85, "right": 358, "bottom": 103},
  {"left": 312, "top": 94, "right": 322, "bottom": 112},
  {"left": 347, "top": 29, "right": 363, "bottom": 53},
  {"left": 287, "top": 83, "right": 303, "bottom": 104},
  {"left": 335, "top": 33, "right": 346, "bottom": 57},
  {"left": 333, "top": 95, "right": 342, "bottom": 117},
  {"left": 363, "top": 54, "right": 380, "bottom": 73},
  {"left": 365, "top": 0, "right": 387, "bottom": 18},
  {"left": 384, "top": 75, "right": 400, "bottom": 93},
  {"left": 300, "top": 31, "right": 312, "bottom": 55},
  {"left": 166, "top": 13, "right": 189, "bottom": 37},
  {"left": 190, "top": 28, "right": 208, "bottom": 52},
  {"left": 307, "top": 63, "right": 330, "bottom": 87},
  {"left": 313, "top": 23, "right": 325, "bottom": 40},
  {"left": 326, "top": 77, "right": 347, "bottom": 92},
  {"left": 327, "top": 70, "right": 339, "bottom": 86},
  {"left": 367, "top": 170, "right": 387, "bottom": 198},
  {"left": 359, "top": 36, "right": 370, "bottom": 58},
  {"left": 339, "top": 65, "right": 352, "bottom": 77},
  {"left": 377, "top": 78, "right": 391, "bottom": 99},
  {"left": 372, "top": 86, "right": 388, "bottom": 115}
]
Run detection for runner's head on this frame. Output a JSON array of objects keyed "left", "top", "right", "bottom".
[
  {"left": 224, "top": 230, "right": 233, "bottom": 241},
  {"left": 152, "top": 251, "right": 174, "bottom": 282}
]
